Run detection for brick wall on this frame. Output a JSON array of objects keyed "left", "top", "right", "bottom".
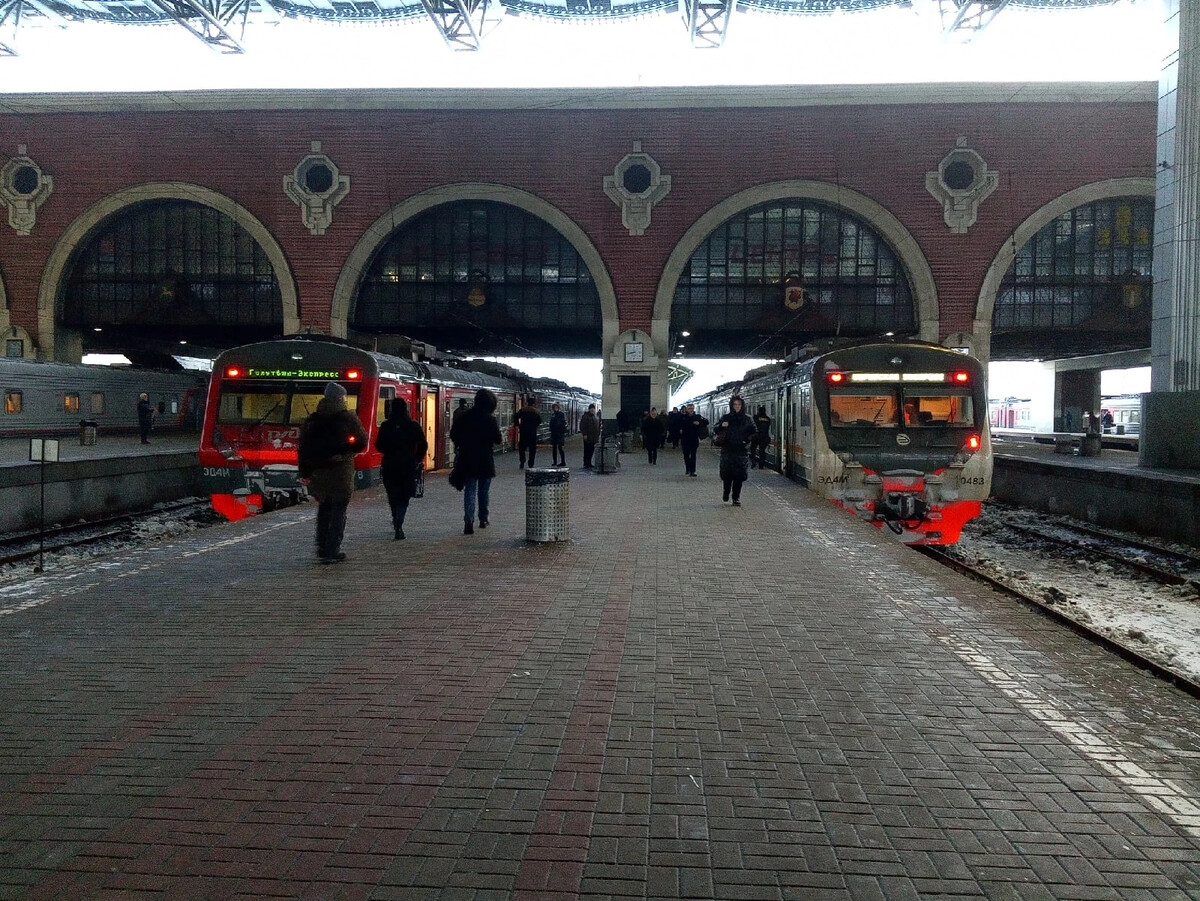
[{"left": 0, "top": 90, "right": 1157, "bottom": 352}]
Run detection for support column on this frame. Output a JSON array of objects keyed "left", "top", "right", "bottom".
[
  {"left": 1054, "top": 369, "right": 1101, "bottom": 433},
  {"left": 1146, "top": 0, "right": 1200, "bottom": 466}
]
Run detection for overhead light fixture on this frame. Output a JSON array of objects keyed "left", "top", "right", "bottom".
[{"left": 681, "top": 331, "right": 691, "bottom": 337}]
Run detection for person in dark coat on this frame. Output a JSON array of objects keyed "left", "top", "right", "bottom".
[
  {"left": 641, "top": 407, "right": 665, "bottom": 464},
  {"left": 751, "top": 405, "right": 772, "bottom": 469},
  {"left": 715, "top": 396, "right": 757, "bottom": 506},
  {"left": 450, "top": 388, "right": 503, "bottom": 534},
  {"left": 548, "top": 402, "right": 567, "bottom": 467},
  {"left": 677, "top": 403, "right": 708, "bottom": 477},
  {"left": 137, "top": 392, "right": 155, "bottom": 444},
  {"left": 298, "top": 381, "right": 369, "bottom": 563},
  {"left": 667, "top": 407, "right": 682, "bottom": 449},
  {"left": 374, "top": 397, "right": 428, "bottom": 540},
  {"left": 513, "top": 398, "right": 542, "bottom": 469},
  {"left": 579, "top": 403, "right": 600, "bottom": 469}
]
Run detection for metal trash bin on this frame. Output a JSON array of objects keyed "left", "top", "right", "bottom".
[
  {"left": 525, "top": 467, "right": 569, "bottom": 542},
  {"left": 597, "top": 441, "right": 620, "bottom": 474},
  {"left": 79, "top": 419, "right": 97, "bottom": 446}
]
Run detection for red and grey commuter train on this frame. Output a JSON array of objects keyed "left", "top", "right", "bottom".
[
  {"left": 198, "top": 337, "right": 595, "bottom": 521},
  {"left": 690, "top": 340, "right": 992, "bottom": 545}
]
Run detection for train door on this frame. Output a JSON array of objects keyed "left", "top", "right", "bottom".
[
  {"left": 780, "top": 387, "right": 792, "bottom": 477},
  {"left": 423, "top": 391, "right": 437, "bottom": 470}
]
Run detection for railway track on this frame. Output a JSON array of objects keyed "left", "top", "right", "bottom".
[
  {"left": 0, "top": 499, "right": 217, "bottom": 569},
  {"left": 999, "top": 518, "right": 1200, "bottom": 595},
  {"left": 917, "top": 543, "right": 1200, "bottom": 700}
]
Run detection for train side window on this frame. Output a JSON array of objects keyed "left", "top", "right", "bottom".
[
  {"left": 169, "top": 397, "right": 179, "bottom": 414},
  {"left": 90, "top": 392, "right": 105, "bottom": 414},
  {"left": 64, "top": 393, "right": 80, "bottom": 414},
  {"left": 5, "top": 391, "right": 21, "bottom": 414},
  {"left": 799, "top": 387, "right": 811, "bottom": 428}
]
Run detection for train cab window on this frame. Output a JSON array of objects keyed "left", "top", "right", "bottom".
[
  {"left": 828, "top": 392, "right": 898, "bottom": 427},
  {"left": 901, "top": 390, "right": 975, "bottom": 426},
  {"left": 63, "top": 393, "right": 80, "bottom": 414},
  {"left": 378, "top": 386, "right": 395, "bottom": 425},
  {"left": 90, "top": 392, "right": 105, "bottom": 414},
  {"left": 218, "top": 380, "right": 360, "bottom": 425},
  {"left": 5, "top": 391, "right": 21, "bottom": 414}
]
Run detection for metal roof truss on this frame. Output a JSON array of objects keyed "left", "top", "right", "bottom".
[
  {"left": 681, "top": 0, "right": 732, "bottom": 47},
  {"left": 142, "top": 0, "right": 265, "bottom": 51},
  {"left": 420, "top": 0, "right": 502, "bottom": 50},
  {"left": 937, "top": 0, "right": 1013, "bottom": 35}
]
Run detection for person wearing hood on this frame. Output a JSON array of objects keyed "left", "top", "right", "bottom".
[
  {"left": 714, "top": 396, "right": 756, "bottom": 506},
  {"left": 374, "top": 397, "right": 428, "bottom": 540},
  {"left": 449, "top": 387, "right": 503, "bottom": 534},
  {"left": 298, "top": 381, "right": 369, "bottom": 563}
]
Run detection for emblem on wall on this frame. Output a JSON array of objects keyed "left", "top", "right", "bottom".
[
  {"left": 603, "top": 141, "right": 672, "bottom": 236},
  {"left": 283, "top": 142, "right": 351, "bottom": 236},
  {"left": 0, "top": 146, "right": 54, "bottom": 235},
  {"left": 925, "top": 138, "right": 999, "bottom": 234}
]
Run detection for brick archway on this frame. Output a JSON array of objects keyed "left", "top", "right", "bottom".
[
  {"left": 332, "top": 183, "right": 618, "bottom": 352},
  {"left": 652, "top": 179, "right": 939, "bottom": 360},
  {"left": 974, "top": 177, "right": 1157, "bottom": 363},
  {"left": 37, "top": 183, "right": 299, "bottom": 360}
]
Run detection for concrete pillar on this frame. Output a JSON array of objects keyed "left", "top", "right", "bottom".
[
  {"left": 1145, "top": 0, "right": 1200, "bottom": 466},
  {"left": 1054, "top": 369, "right": 1101, "bottom": 432}
]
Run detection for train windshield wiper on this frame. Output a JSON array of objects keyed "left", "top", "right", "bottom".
[{"left": 252, "top": 398, "right": 284, "bottom": 428}]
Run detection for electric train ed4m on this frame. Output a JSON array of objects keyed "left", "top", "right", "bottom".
[
  {"left": 198, "top": 337, "right": 595, "bottom": 521},
  {"left": 692, "top": 340, "right": 992, "bottom": 545}
]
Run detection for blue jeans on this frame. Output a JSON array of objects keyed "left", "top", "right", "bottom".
[{"left": 463, "top": 477, "right": 491, "bottom": 524}]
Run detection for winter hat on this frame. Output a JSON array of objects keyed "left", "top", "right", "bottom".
[{"left": 324, "top": 381, "right": 347, "bottom": 400}]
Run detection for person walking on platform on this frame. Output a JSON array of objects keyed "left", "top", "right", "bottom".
[
  {"left": 298, "top": 382, "right": 369, "bottom": 563},
  {"left": 667, "top": 407, "right": 682, "bottom": 449},
  {"left": 715, "top": 396, "right": 756, "bottom": 505},
  {"left": 548, "top": 402, "right": 567, "bottom": 467},
  {"left": 641, "top": 407, "right": 665, "bottom": 465},
  {"left": 374, "top": 397, "right": 427, "bottom": 540},
  {"left": 450, "top": 387, "right": 503, "bottom": 535},
  {"left": 514, "top": 397, "right": 541, "bottom": 469},
  {"left": 751, "top": 405, "right": 772, "bottom": 469},
  {"left": 137, "top": 392, "right": 155, "bottom": 444},
  {"left": 678, "top": 403, "right": 708, "bottom": 478},
  {"left": 579, "top": 403, "right": 600, "bottom": 469}
]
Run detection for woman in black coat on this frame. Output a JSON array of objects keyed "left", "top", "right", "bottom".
[
  {"left": 449, "top": 388, "right": 503, "bottom": 535},
  {"left": 715, "top": 396, "right": 757, "bottom": 506},
  {"left": 374, "top": 397, "right": 428, "bottom": 540}
]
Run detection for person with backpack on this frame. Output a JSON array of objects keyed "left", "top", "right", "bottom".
[
  {"left": 751, "top": 405, "right": 772, "bottom": 469},
  {"left": 374, "top": 397, "right": 427, "bottom": 540},
  {"left": 298, "top": 382, "right": 369, "bottom": 563}
]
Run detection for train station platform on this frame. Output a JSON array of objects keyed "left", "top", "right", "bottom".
[
  {"left": 1, "top": 445, "right": 1199, "bottom": 900},
  {"left": 991, "top": 434, "right": 1200, "bottom": 547}
]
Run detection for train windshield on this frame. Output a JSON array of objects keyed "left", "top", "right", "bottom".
[
  {"left": 828, "top": 392, "right": 899, "bottom": 427},
  {"left": 900, "top": 389, "right": 975, "bottom": 427},
  {"left": 217, "top": 379, "right": 360, "bottom": 425}
]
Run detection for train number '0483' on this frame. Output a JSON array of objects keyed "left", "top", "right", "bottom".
[{"left": 959, "top": 476, "right": 987, "bottom": 485}]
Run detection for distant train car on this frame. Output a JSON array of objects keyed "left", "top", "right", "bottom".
[
  {"left": 691, "top": 340, "right": 991, "bottom": 545},
  {"left": 198, "top": 337, "right": 597, "bottom": 521},
  {"left": 0, "top": 358, "right": 207, "bottom": 439}
]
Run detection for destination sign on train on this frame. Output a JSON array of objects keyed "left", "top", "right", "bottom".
[{"left": 245, "top": 367, "right": 341, "bottom": 379}]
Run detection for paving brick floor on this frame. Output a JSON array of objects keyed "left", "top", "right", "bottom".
[{"left": 1, "top": 442, "right": 1198, "bottom": 900}]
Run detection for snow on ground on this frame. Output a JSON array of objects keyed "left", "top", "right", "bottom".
[{"left": 950, "top": 504, "right": 1200, "bottom": 687}]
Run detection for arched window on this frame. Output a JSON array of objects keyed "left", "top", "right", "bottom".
[
  {"left": 994, "top": 197, "right": 1153, "bottom": 357},
  {"left": 59, "top": 200, "right": 282, "bottom": 343},
  {"left": 672, "top": 200, "right": 915, "bottom": 356},
  {"left": 355, "top": 201, "right": 601, "bottom": 356}
]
